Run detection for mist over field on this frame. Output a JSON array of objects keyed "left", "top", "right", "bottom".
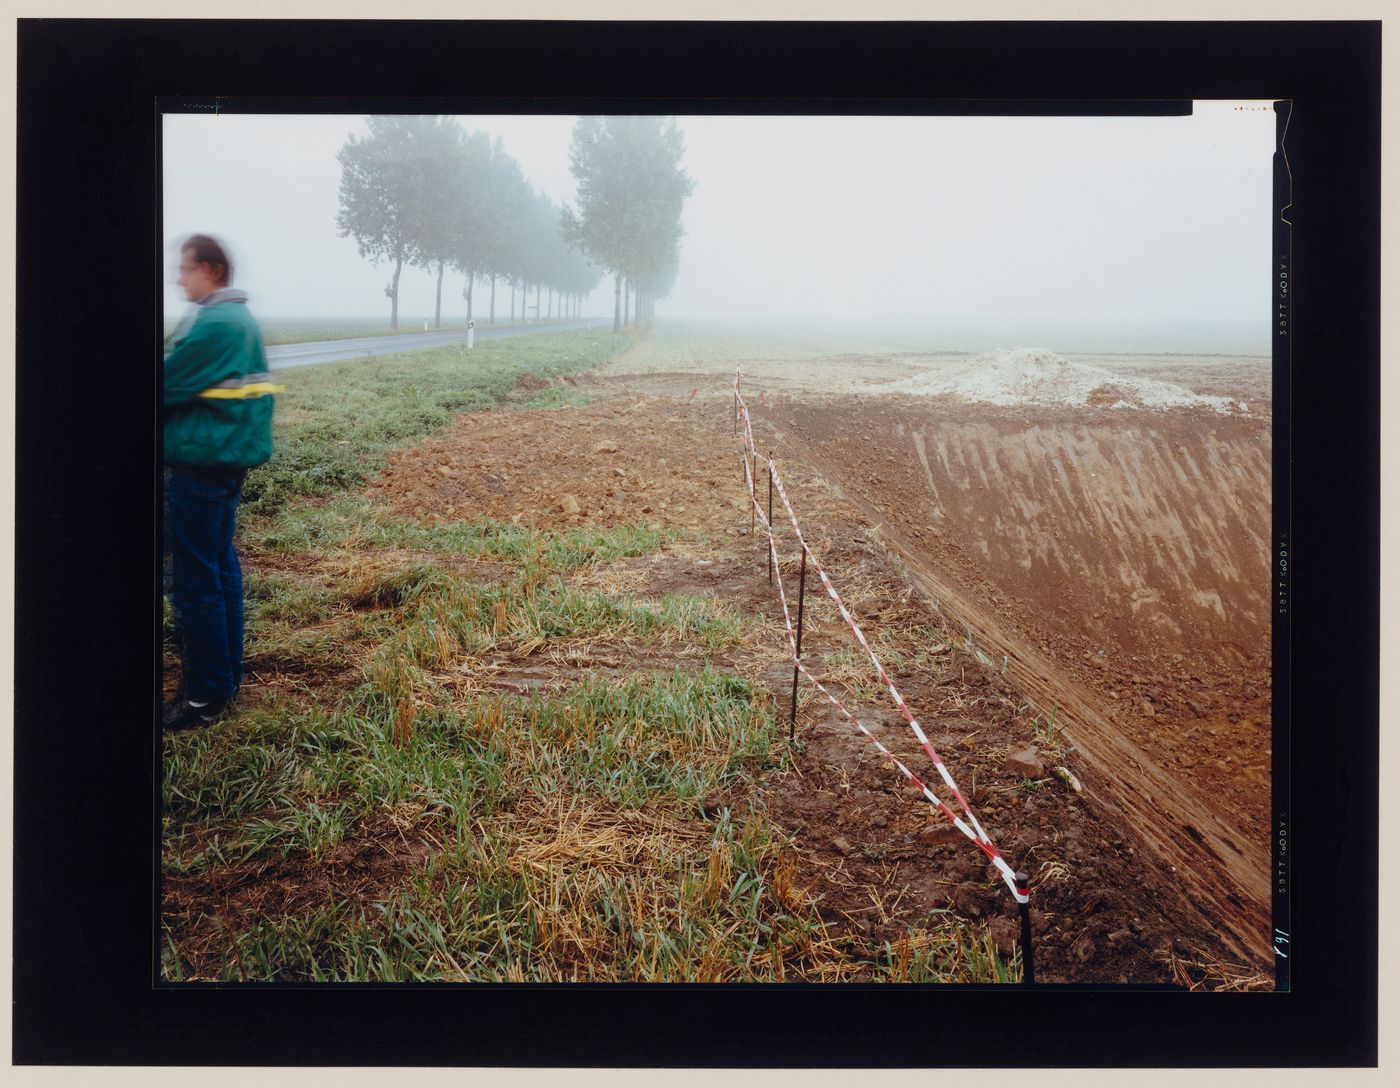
[
  {"left": 163, "top": 105, "right": 1275, "bottom": 356},
  {"left": 622, "top": 316, "right": 1268, "bottom": 357}
]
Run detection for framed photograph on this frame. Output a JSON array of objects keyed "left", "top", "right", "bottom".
[{"left": 12, "top": 16, "right": 1380, "bottom": 1071}]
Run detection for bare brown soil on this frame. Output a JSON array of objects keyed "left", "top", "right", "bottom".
[
  {"left": 369, "top": 396, "right": 749, "bottom": 531},
  {"left": 763, "top": 394, "right": 1272, "bottom": 968},
  {"left": 350, "top": 358, "right": 1273, "bottom": 985}
]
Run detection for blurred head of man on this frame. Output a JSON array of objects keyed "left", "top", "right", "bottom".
[{"left": 177, "top": 233, "right": 232, "bottom": 302}]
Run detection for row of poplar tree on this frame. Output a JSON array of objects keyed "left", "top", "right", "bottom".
[{"left": 335, "top": 115, "right": 693, "bottom": 333}]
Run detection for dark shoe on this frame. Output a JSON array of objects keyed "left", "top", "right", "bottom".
[{"left": 162, "top": 696, "right": 232, "bottom": 731}]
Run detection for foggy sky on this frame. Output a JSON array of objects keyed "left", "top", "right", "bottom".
[{"left": 162, "top": 104, "right": 1275, "bottom": 347}]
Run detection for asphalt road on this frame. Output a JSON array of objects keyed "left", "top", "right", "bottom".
[{"left": 265, "top": 318, "right": 612, "bottom": 370}]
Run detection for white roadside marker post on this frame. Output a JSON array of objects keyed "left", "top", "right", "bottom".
[{"left": 467, "top": 320, "right": 475, "bottom": 351}]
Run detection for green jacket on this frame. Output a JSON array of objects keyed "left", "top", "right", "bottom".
[{"left": 163, "top": 289, "right": 279, "bottom": 470}]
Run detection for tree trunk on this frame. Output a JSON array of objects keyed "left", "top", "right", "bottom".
[
  {"left": 536, "top": 283, "right": 541, "bottom": 323},
  {"left": 389, "top": 256, "right": 402, "bottom": 330},
  {"left": 613, "top": 272, "right": 622, "bottom": 332},
  {"left": 548, "top": 287, "right": 553, "bottom": 320},
  {"left": 434, "top": 261, "right": 444, "bottom": 329},
  {"left": 510, "top": 281, "right": 516, "bottom": 323},
  {"left": 623, "top": 277, "right": 631, "bottom": 326},
  {"left": 465, "top": 274, "right": 474, "bottom": 323},
  {"left": 490, "top": 273, "right": 496, "bottom": 325}
]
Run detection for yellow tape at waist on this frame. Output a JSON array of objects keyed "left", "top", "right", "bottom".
[{"left": 198, "top": 383, "right": 286, "bottom": 399}]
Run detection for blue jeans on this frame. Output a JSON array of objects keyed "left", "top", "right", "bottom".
[{"left": 167, "top": 467, "right": 247, "bottom": 703}]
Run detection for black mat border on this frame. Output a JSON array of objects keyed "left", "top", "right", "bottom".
[{"left": 13, "top": 18, "right": 1379, "bottom": 1067}]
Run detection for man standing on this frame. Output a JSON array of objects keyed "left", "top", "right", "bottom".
[{"left": 162, "top": 234, "right": 280, "bottom": 730}]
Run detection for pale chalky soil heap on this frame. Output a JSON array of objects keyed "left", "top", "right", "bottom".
[{"left": 887, "top": 347, "right": 1242, "bottom": 413}]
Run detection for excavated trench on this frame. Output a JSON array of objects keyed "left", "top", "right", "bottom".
[{"left": 767, "top": 393, "right": 1272, "bottom": 964}]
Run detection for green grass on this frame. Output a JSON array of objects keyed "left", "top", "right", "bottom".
[
  {"left": 1034, "top": 706, "right": 1065, "bottom": 753},
  {"left": 163, "top": 649, "right": 1016, "bottom": 983},
  {"left": 519, "top": 386, "right": 591, "bottom": 410},
  {"left": 165, "top": 527, "right": 758, "bottom": 871},
  {"left": 240, "top": 329, "right": 627, "bottom": 518},
  {"left": 161, "top": 665, "right": 782, "bottom": 878},
  {"left": 167, "top": 780, "right": 1015, "bottom": 983}
]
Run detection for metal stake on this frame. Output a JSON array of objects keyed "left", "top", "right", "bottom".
[
  {"left": 789, "top": 548, "right": 808, "bottom": 741},
  {"left": 734, "top": 391, "right": 738, "bottom": 435},
  {"left": 1015, "top": 870, "right": 1035, "bottom": 985},
  {"left": 750, "top": 453, "right": 757, "bottom": 535}
]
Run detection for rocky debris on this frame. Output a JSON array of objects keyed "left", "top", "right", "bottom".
[
  {"left": 558, "top": 493, "right": 581, "bottom": 516},
  {"left": 1054, "top": 765, "right": 1084, "bottom": 793},
  {"left": 369, "top": 398, "right": 746, "bottom": 535},
  {"left": 916, "top": 821, "right": 964, "bottom": 848},
  {"left": 1004, "top": 746, "right": 1045, "bottom": 778},
  {"left": 831, "top": 835, "right": 853, "bottom": 857},
  {"left": 950, "top": 881, "right": 990, "bottom": 918}
]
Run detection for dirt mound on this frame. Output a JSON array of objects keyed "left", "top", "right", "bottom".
[
  {"left": 512, "top": 372, "right": 554, "bottom": 393},
  {"left": 369, "top": 398, "right": 749, "bottom": 532},
  {"left": 889, "top": 347, "right": 1241, "bottom": 413}
]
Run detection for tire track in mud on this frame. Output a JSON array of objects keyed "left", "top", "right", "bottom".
[{"left": 781, "top": 427, "right": 1271, "bottom": 967}]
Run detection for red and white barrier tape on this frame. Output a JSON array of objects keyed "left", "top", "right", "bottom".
[
  {"left": 749, "top": 475, "right": 987, "bottom": 847},
  {"left": 735, "top": 367, "right": 1026, "bottom": 904}
]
